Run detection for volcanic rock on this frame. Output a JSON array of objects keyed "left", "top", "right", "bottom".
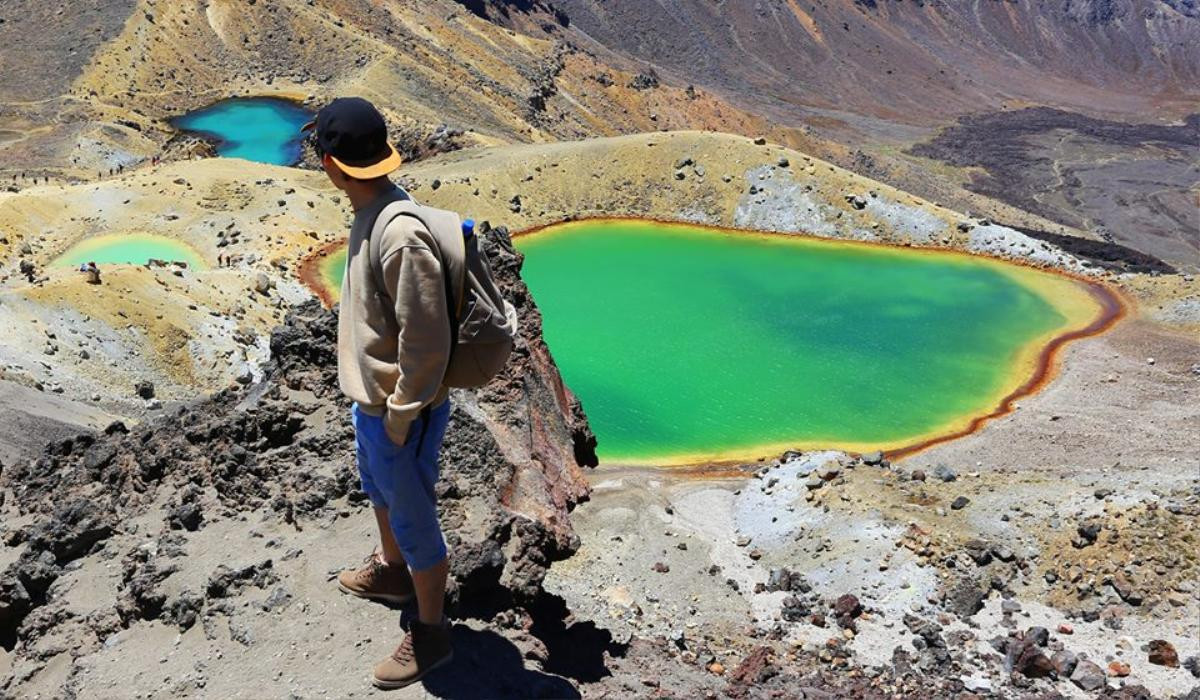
[
  {"left": 1008, "top": 638, "right": 1054, "bottom": 678},
  {"left": 726, "top": 646, "right": 778, "bottom": 697},
  {"left": 963, "top": 539, "right": 992, "bottom": 566},
  {"left": 944, "top": 576, "right": 987, "bottom": 618},
  {"left": 933, "top": 464, "right": 957, "bottom": 482},
  {"left": 1026, "top": 626, "right": 1049, "bottom": 646},
  {"left": 1071, "top": 659, "right": 1107, "bottom": 691},
  {"left": 1110, "top": 572, "right": 1143, "bottom": 605},
  {"left": 1051, "top": 649, "right": 1078, "bottom": 676},
  {"left": 1074, "top": 521, "right": 1101, "bottom": 547},
  {"left": 833, "top": 593, "right": 862, "bottom": 628},
  {"left": 1148, "top": 639, "right": 1179, "bottom": 667}
]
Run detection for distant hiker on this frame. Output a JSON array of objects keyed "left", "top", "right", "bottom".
[
  {"left": 305, "top": 97, "right": 515, "bottom": 689},
  {"left": 85, "top": 261, "right": 101, "bottom": 285}
]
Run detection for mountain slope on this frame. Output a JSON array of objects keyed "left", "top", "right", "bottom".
[
  {"left": 0, "top": 0, "right": 802, "bottom": 182},
  {"left": 555, "top": 0, "right": 1200, "bottom": 124}
]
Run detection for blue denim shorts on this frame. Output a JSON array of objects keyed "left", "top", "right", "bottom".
[{"left": 351, "top": 400, "right": 451, "bottom": 571}]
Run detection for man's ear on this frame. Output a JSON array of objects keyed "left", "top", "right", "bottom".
[{"left": 321, "top": 154, "right": 340, "bottom": 180}]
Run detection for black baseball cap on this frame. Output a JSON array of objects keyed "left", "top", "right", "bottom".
[{"left": 302, "top": 97, "right": 402, "bottom": 178}]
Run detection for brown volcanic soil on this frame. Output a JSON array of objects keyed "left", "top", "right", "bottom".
[{"left": 910, "top": 108, "right": 1200, "bottom": 271}]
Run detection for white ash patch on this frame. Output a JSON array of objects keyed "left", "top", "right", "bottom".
[
  {"left": 968, "top": 224, "right": 1089, "bottom": 272},
  {"left": 733, "top": 166, "right": 839, "bottom": 236}
]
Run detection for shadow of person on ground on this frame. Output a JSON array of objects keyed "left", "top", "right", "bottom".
[
  {"left": 528, "top": 592, "right": 628, "bottom": 683},
  {"left": 419, "top": 624, "right": 580, "bottom": 699}
]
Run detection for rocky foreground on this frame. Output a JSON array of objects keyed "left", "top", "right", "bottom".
[
  {"left": 0, "top": 227, "right": 601, "bottom": 697},
  {"left": 1, "top": 226, "right": 1197, "bottom": 699}
]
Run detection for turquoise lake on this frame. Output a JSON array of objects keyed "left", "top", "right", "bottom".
[
  {"left": 515, "top": 219, "right": 1101, "bottom": 463},
  {"left": 171, "top": 97, "right": 313, "bottom": 166}
]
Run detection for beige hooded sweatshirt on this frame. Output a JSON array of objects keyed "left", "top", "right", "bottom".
[{"left": 337, "top": 186, "right": 451, "bottom": 445}]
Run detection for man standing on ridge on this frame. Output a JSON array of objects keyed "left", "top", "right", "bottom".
[{"left": 305, "top": 97, "right": 455, "bottom": 689}]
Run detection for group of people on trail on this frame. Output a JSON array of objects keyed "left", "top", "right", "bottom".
[{"left": 304, "top": 97, "right": 516, "bottom": 689}]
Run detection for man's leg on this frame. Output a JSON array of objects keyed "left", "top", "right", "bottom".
[
  {"left": 373, "top": 506, "right": 407, "bottom": 568},
  {"left": 371, "top": 401, "right": 454, "bottom": 689},
  {"left": 410, "top": 558, "right": 448, "bottom": 625},
  {"left": 338, "top": 405, "right": 415, "bottom": 603}
]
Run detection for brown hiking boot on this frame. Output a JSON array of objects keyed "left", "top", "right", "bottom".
[
  {"left": 337, "top": 552, "right": 415, "bottom": 604},
  {"left": 372, "top": 618, "right": 454, "bottom": 689}
]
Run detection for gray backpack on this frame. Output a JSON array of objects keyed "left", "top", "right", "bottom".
[{"left": 369, "top": 197, "right": 517, "bottom": 388}]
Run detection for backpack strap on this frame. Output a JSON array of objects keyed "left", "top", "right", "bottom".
[{"left": 367, "top": 198, "right": 466, "bottom": 367}]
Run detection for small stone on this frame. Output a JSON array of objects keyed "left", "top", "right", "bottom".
[
  {"left": 933, "top": 464, "right": 957, "bottom": 482},
  {"left": 651, "top": 562, "right": 670, "bottom": 573},
  {"left": 861, "top": 451, "right": 883, "bottom": 466},
  {"left": 1071, "top": 660, "right": 1106, "bottom": 690},
  {"left": 817, "top": 464, "right": 840, "bottom": 480},
  {"left": 707, "top": 662, "right": 725, "bottom": 675},
  {"left": 911, "top": 470, "right": 926, "bottom": 482},
  {"left": 1107, "top": 661, "right": 1130, "bottom": 677},
  {"left": 1051, "top": 650, "right": 1078, "bottom": 676},
  {"left": 1110, "top": 572, "right": 1143, "bottom": 606},
  {"left": 950, "top": 496, "right": 970, "bottom": 510},
  {"left": 1026, "top": 627, "right": 1049, "bottom": 647},
  {"left": 1148, "top": 640, "right": 1179, "bottom": 668},
  {"left": 833, "top": 594, "right": 862, "bottom": 627},
  {"left": 1057, "top": 623, "right": 1073, "bottom": 635}
]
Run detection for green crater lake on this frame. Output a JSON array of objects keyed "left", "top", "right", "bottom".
[
  {"left": 171, "top": 97, "right": 313, "bottom": 166},
  {"left": 515, "top": 219, "right": 1100, "bottom": 464},
  {"left": 54, "top": 233, "right": 205, "bottom": 270}
]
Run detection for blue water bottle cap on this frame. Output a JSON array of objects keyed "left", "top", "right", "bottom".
[{"left": 462, "top": 218, "right": 475, "bottom": 238}]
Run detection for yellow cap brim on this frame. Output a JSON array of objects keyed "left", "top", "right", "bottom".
[{"left": 331, "top": 146, "right": 403, "bottom": 179}]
